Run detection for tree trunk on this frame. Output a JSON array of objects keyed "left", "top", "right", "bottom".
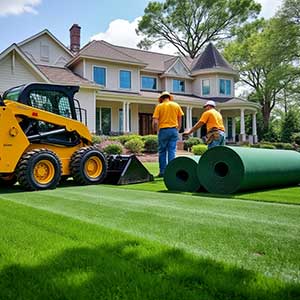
[{"left": 262, "top": 104, "right": 271, "bottom": 134}]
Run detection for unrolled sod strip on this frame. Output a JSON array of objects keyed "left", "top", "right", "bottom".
[
  {"left": 197, "top": 146, "right": 300, "bottom": 194},
  {"left": 164, "top": 156, "right": 202, "bottom": 192}
]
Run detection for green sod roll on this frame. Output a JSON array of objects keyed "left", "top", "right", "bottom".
[
  {"left": 164, "top": 156, "right": 202, "bottom": 192},
  {"left": 197, "top": 146, "right": 300, "bottom": 194}
]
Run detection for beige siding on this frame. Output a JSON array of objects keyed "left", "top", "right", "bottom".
[
  {"left": 165, "top": 77, "right": 193, "bottom": 94},
  {"left": 85, "top": 59, "right": 140, "bottom": 92},
  {"left": 20, "top": 34, "right": 73, "bottom": 67},
  {"left": 193, "top": 75, "right": 218, "bottom": 97},
  {"left": 193, "top": 74, "right": 235, "bottom": 97},
  {"left": 168, "top": 60, "right": 189, "bottom": 77},
  {"left": 71, "top": 60, "right": 84, "bottom": 78},
  {"left": 0, "top": 52, "right": 45, "bottom": 94},
  {"left": 76, "top": 88, "right": 96, "bottom": 133}
]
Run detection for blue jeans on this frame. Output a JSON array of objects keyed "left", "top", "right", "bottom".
[
  {"left": 208, "top": 130, "right": 226, "bottom": 149},
  {"left": 158, "top": 127, "right": 178, "bottom": 175}
]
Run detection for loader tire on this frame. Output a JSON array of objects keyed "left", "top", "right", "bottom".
[
  {"left": 0, "top": 174, "right": 17, "bottom": 187},
  {"left": 70, "top": 146, "right": 107, "bottom": 185},
  {"left": 16, "top": 149, "right": 62, "bottom": 191}
]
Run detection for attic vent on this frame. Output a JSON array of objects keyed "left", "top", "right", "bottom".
[{"left": 40, "top": 42, "right": 49, "bottom": 62}]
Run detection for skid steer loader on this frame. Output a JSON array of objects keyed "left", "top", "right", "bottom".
[{"left": 0, "top": 82, "right": 107, "bottom": 190}]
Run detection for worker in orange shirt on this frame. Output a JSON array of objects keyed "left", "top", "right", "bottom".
[
  {"left": 152, "top": 91, "right": 184, "bottom": 177},
  {"left": 183, "top": 100, "right": 225, "bottom": 148}
]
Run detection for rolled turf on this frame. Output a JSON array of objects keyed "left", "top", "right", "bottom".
[
  {"left": 197, "top": 146, "right": 300, "bottom": 194},
  {"left": 164, "top": 156, "right": 202, "bottom": 192}
]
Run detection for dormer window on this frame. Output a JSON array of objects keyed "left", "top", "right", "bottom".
[
  {"left": 173, "top": 79, "right": 185, "bottom": 93},
  {"left": 219, "top": 79, "right": 231, "bottom": 96},
  {"left": 202, "top": 79, "right": 210, "bottom": 96}
]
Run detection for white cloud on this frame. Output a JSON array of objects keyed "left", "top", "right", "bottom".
[
  {"left": 91, "top": 17, "right": 178, "bottom": 55},
  {"left": 256, "top": 0, "right": 283, "bottom": 19},
  {"left": 0, "top": 0, "right": 41, "bottom": 16}
]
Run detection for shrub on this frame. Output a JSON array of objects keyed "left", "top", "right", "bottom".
[
  {"left": 142, "top": 135, "right": 158, "bottom": 153},
  {"left": 125, "top": 138, "right": 144, "bottom": 154},
  {"left": 259, "top": 143, "right": 276, "bottom": 149},
  {"left": 292, "top": 133, "right": 300, "bottom": 145},
  {"left": 192, "top": 144, "right": 208, "bottom": 155},
  {"left": 92, "top": 135, "right": 103, "bottom": 145},
  {"left": 98, "top": 140, "right": 123, "bottom": 155},
  {"left": 282, "top": 143, "right": 294, "bottom": 150},
  {"left": 250, "top": 143, "right": 261, "bottom": 148},
  {"left": 184, "top": 137, "right": 202, "bottom": 151},
  {"left": 118, "top": 134, "right": 142, "bottom": 145}
]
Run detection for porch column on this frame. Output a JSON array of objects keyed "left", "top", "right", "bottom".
[
  {"left": 224, "top": 116, "right": 228, "bottom": 138},
  {"left": 126, "top": 102, "right": 130, "bottom": 132},
  {"left": 240, "top": 108, "right": 246, "bottom": 142},
  {"left": 232, "top": 117, "right": 236, "bottom": 143},
  {"left": 252, "top": 112, "right": 258, "bottom": 143},
  {"left": 123, "top": 102, "right": 126, "bottom": 133},
  {"left": 188, "top": 106, "right": 193, "bottom": 129}
]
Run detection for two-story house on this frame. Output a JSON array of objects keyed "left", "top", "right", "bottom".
[{"left": 0, "top": 24, "right": 259, "bottom": 143}]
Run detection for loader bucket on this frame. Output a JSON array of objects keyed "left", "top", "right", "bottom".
[{"left": 104, "top": 155, "right": 154, "bottom": 185}]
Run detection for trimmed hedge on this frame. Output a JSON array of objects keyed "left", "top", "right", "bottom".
[
  {"left": 184, "top": 137, "right": 202, "bottom": 151},
  {"left": 125, "top": 138, "right": 144, "bottom": 154},
  {"left": 92, "top": 135, "right": 104, "bottom": 144},
  {"left": 192, "top": 144, "right": 208, "bottom": 155},
  {"left": 142, "top": 135, "right": 158, "bottom": 153},
  {"left": 98, "top": 140, "right": 123, "bottom": 155}
]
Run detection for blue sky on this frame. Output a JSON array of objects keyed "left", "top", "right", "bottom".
[{"left": 0, "top": 0, "right": 283, "bottom": 53}]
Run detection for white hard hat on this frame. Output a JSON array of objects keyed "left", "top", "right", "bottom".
[{"left": 204, "top": 100, "right": 216, "bottom": 107}]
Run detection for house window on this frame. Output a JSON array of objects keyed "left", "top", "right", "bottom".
[
  {"left": 219, "top": 79, "right": 231, "bottom": 96},
  {"left": 96, "top": 107, "right": 111, "bottom": 135},
  {"left": 119, "top": 108, "right": 131, "bottom": 132},
  {"left": 202, "top": 79, "right": 210, "bottom": 96},
  {"left": 120, "top": 70, "right": 131, "bottom": 89},
  {"left": 93, "top": 66, "right": 106, "bottom": 86},
  {"left": 141, "top": 76, "right": 157, "bottom": 90},
  {"left": 173, "top": 79, "right": 185, "bottom": 92}
]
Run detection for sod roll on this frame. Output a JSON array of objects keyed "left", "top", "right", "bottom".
[
  {"left": 197, "top": 146, "right": 300, "bottom": 194},
  {"left": 164, "top": 156, "right": 202, "bottom": 192}
]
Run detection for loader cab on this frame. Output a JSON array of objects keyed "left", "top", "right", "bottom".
[{"left": 3, "top": 83, "right": 84, "bottom": 122}]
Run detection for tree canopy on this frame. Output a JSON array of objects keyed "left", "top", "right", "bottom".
[
  {"left": 137, "top": 0, "right": 261, "bottom": 58},
  {"left": 223, "top": 16, "right": 300, "bottom": 135}
]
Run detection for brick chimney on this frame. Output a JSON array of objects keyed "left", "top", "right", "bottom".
[{"left": 70, "top": 24, "right": 81, "bottom": 54}]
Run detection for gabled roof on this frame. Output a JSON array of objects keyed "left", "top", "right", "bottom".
[
  {"left": 17, "top": 29, "right": 74, "bottom": 57},
  {"left": 68, "top": 40, "right": 147, "bottom": 67},
  {"left": 191, "top": 43, "right": 235, "bottom": 73},
  {"left": 36, "top": 65, "right": 98, "bottom": 88},
  {"left": 0, "top": 44, "right": 49, "bottom": 82},
  {"left": 109, "top": 43, "right": 176, "bottom": 72}
]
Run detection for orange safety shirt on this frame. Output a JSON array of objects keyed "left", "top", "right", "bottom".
[
  {"left": 199, "top": 109, "right": 225, "bottom": 132},
  {"left": 153, "top": 101, "right": 184, "bottom": 129}
]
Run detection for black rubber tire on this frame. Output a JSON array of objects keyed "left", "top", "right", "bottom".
[
  {"left": 16, "top": 149, "right": 62, "bottom": 191},
  {"left": 0, "top": 174, "right": 17, "bottom": 187},
  {"left": 70, "top": 146, "right": 107, "bottom": 185}
]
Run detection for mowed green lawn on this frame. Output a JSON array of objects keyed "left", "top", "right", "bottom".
[{"left": 0, "top": 162, "right": 299, "bottom": 299}]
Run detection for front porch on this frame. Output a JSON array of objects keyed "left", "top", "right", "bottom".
[{"left": 95, "top": 94, "right": 259, "bottom": 144}]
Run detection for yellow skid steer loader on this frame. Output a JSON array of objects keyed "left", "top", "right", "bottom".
[{"left": 0, "top": 83, "right": 107, "bottom": 190}]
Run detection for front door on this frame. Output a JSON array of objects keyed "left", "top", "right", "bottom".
[{"left": 139, "top": 113, "right": 154, "bottom": 135}]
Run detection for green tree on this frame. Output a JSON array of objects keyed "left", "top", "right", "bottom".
[
  {"left": 223, "top": 17, "right": 300, "bottom": 134},
  {"left": 281, "top": 108, "right": 300, "bottom": 142},
  {"left": 279, "top": 0, "right": 300, "bottom": 25},
  {"left": 137, "top": 0, "right": 261, "bottom": 58}
]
